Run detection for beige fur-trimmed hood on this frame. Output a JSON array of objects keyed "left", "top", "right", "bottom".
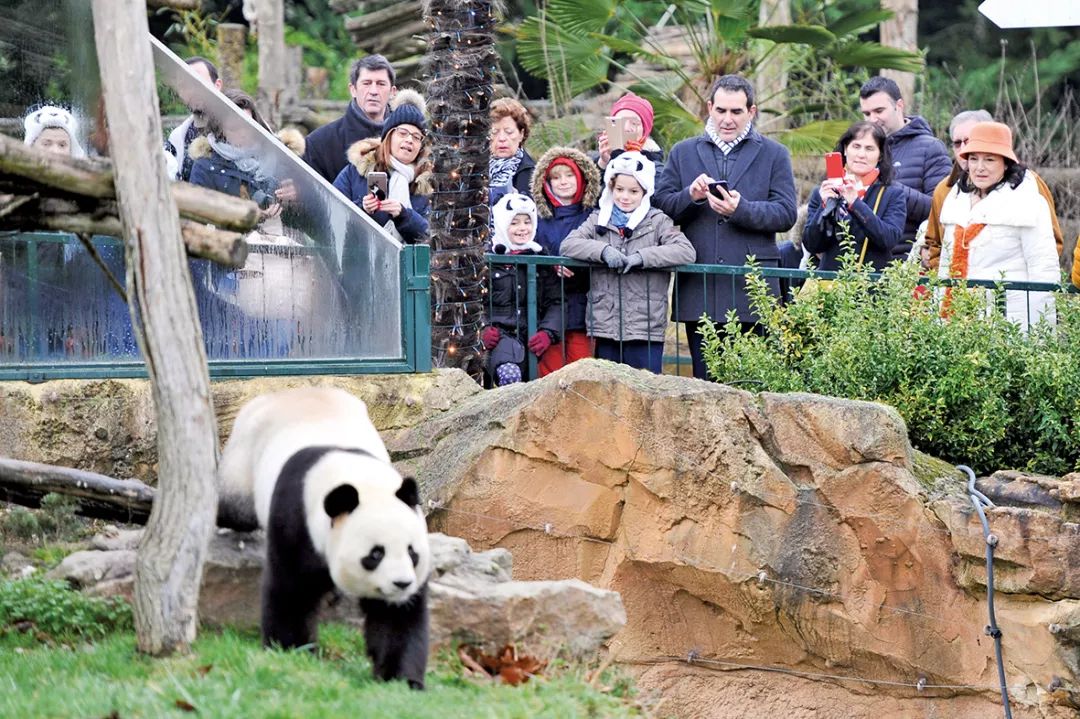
[
  {"left": 530, "top": 145, "right": 602, "bottom": 218},
  {"left": 187, "top": 128, "right": 306, "bottom": 161},
  {"left": 345, "top": 137, "right": 433, "bottom": 196}
]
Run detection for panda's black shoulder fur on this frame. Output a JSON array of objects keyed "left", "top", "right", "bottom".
[{"left": 259, "top": 444, "right": 430, "bottom": 689}]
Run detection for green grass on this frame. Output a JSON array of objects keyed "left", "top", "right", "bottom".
[{"left": 0, "top": 609, "right": 640, "bottom": 718}]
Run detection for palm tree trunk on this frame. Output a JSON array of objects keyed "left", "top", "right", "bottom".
[
  {"left": 881, "top": 0, "right": 919, "bottom": 108},
  {"left": 757, "top": 0, "right": 792, "bottom": 131},
  {"left": 422, "top": 0, "right": 497, "bottom": 380}
]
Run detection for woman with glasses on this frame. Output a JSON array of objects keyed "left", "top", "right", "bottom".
[
  {"left": 488, "top": 98, "right": 535, "bottom": 207},
  {"left": 334, "top": 89, "right": 432, "bottom": 243},
  {"left": 937, "top": 122, "right": 1058, "bottom": 329}
]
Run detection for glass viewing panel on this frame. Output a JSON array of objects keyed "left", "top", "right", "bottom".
[{"left": 0, "top": 0, "right": 406, "bottom": 370}]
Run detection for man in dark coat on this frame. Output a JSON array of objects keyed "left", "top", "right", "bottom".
[
  {"left": 302, "top": 55, "right": 397, "bottom": 184},
  {"left": 654, "top": 75, "right": 797, "bottom": 381},
  {"left": 859, "top": 76, "right": 951, "bottom": 258}
]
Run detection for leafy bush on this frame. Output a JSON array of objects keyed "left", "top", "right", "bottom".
[
  {"left": 701, "top": 255, "right": 1080, "bottom": 476},
  {"left": 0, "top": 576, "right": 132, "bottom": 644},
  {"left": 1, "top": 494, "right": 87, "bottom": 545}
]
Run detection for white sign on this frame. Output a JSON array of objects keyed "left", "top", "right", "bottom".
[{"left": 978, "top": 0, "right": 1080, "bottom": 28}]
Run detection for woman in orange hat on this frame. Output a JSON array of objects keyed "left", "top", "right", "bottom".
[{"left": 937, "top": 121, "right": 1058, "bottom": 329}]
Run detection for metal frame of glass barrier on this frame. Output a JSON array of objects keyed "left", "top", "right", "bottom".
[
  {"left": 0, "top": 234, "right": 430, "bottom": 382},
  {"left": 483, "top": 253, "right": 1078, "bottom": 380}
]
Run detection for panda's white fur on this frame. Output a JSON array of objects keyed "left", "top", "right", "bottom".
[
  {"left": 219, "top": 385, "right": 391, "bottom": 527},
  {"left": 218, "top": 386, "right": 432, "bottom": 687}
]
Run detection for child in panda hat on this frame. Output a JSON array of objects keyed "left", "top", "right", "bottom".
[
  {"left": 481, "top": 193, "right": 563, "bottom": 387},
  {"left": 23, "top": 105, "right": 86, "bottom": 158},
  {"left": 560, "top": 151, "right": 695, "bottom": 373}
]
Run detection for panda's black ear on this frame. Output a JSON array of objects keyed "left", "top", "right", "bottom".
[
  {"left": 396, "top": 477, "right": 421, "bottom": 508},
  {"left": 324, "top": 484, "right": 360, "bottom": 519}
]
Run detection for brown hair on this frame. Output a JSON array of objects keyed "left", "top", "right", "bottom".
[
  {"left": 224, "top": 89, "right": 273, "bottom": 133},
  {"left": 490, "top": 98, "right": 531, "bottom": 142}
]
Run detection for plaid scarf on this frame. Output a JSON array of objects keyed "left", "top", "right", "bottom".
[{"left": 705, "top": 117, "right": 753, "bottom": 155}]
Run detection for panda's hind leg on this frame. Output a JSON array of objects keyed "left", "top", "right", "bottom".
[{"left": 360, "top": 584, "right": 429, "bottom": 689}]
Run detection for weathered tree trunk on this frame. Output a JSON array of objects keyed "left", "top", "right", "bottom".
[
  {"left": 880, "top": 0, "right": 918, "bottom": 108},
  {"left": 216, "top": 23, "right": 247, "bottom": 92},
  {"left": 253, "top": 0, "right": 290, "bottom": 129},
  {"left": 91, "top": 0, "right": 219, "bottom": 656},
  {"left": 757, "top": 0, "right": 791, "bottom": 131}
]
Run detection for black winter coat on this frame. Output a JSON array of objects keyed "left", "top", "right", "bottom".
[
  {"left": 301, "top": 101, "right": 385, "bottom": 184},
  {"left": 803, "top": 182, "right": 907, "bottom": 271},
  {"left": 535, "top": 204, "right": 592, "bottom": 332},
  {"left": 886, "top": 116, "right": 951, "bottom": 254},
  {"left": 487, "top": 248, "right": 562, "bottom": 343}
]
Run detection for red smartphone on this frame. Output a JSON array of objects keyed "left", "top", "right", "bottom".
[{"left": 825, "top": 151, "right": 844, "bottom": 180}]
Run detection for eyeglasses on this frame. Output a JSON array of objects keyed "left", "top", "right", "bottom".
[
  {"left": 393, "top": 127, "right": 424, "bottom": 143},
  {"left": 951, "top": 138, "right": 968, "bottom": 149}
]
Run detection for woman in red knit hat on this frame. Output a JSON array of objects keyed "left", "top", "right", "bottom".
[{"left": 595, "top": 93, "right": 665, "bottom": 175}]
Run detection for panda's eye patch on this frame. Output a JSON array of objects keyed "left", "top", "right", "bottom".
[
  {"left": 408, "top": 545, "right": 419, "bottom": 567},
  {"left": 361, "top": 545, "right": 385, "bottom": 571}
]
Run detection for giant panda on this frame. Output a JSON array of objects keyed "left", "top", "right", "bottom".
[{"left": 218, "top": 386, "right": 431, "bottom": 689}]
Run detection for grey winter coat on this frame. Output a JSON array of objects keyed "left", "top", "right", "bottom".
[
  {"left": 560, "top": 207, "right": 696, "bottom": 342},
  {"left": 654, "top": 130, "right": 797, "bottom": 323},
  {"left": 887, "top": 115, "right": 952, "bottom": 254}
]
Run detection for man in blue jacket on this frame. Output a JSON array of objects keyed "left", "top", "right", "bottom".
[
  {"left": 302, "top": 54, "right": 397, "bottom": 184},
  {"left": 859, "top": 76, "right": 951, "bottom": 259},
  {"left": 654, "top": 75, "right": 797, "bottom": 381}
]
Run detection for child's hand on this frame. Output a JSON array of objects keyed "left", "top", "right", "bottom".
[
  {"left": 601, "top": 245, "right": 627, "bottom": 269},
  {"left": 621, "top": 252, "right": 643, "bottom": 274},
  {"left": 527, "top": 330, "right": 553, "bottom": 356},
  {"left": 481, "top": 326, "right": 500, "bottom": 350},
  {"left": 597, "top": 131, "right": 611, "bottom": 169},
  {"left": 554, "top": 265, "right": 575, "bottom": 278}
]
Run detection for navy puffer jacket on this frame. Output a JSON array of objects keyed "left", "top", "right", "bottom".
[{"left": 886, "top": 116, "right": 951, "bottom": 254}]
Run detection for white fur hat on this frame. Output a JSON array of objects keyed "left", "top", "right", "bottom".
[
  {"left": 491, "top": 192, "right": 541, "bottom": 254},
  {"left": 23, "top": 105, "right": 86, "bottom": 158},
  {"left": 598, "top": 150, "right": 654, "bottom": 231}
]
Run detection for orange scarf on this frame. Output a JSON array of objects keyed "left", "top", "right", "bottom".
[{"left": 942, "top": 223, "right": 986, "bottom": 315}]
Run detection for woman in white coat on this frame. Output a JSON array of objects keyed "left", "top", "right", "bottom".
[{"left": 938, "top": 121, "right": 1058, "bottom": 329}]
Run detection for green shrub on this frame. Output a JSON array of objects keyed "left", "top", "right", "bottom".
[
  {"left": 0, "top": 576, "right": 132, "bottom": 644},
  {"left": 701, "top": 255, "right": 1080, "bottom": 476},
  {"left": 1, "top": 494, "right": 89, "bottom": 545}
]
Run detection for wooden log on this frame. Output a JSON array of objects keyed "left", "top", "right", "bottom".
[
  {"left": 216, "top": 23, "right": 247, "bottom": 92},
  {"left": 146, "top": 0, "right": 201, "bottom": 9},
  {"left": 0, "top": 134, "right": 261, "bottom": 231},
  {"left": 0, "top": 457, "right": 256, "bottom": 532},
  {"left": 170, "top": 182, "right": 261, "bottom": 231},
  {"left": 255, "top": 0, "right": 290, "bottom": 130},
  {"left": 92, "top": 0, "right": 219, "bottom": 656},
  {"left": 344, "top": 1, "right": 422, "bottom": 35},
  {"left": 0, "top": 198, "right": 249, "bottom": 267},
  {"left": 0, "top": 133, "right": 114, "bottom": 198}
]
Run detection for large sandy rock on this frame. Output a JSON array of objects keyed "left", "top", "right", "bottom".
[
  {"left": 391, "top": 359, "right": 1080, "bottom": 718},
  {"left": 54, "top": 529, "right": 624, "bottom": 659},
  {"left": 0, "top": 371, "right": 480, "bottom": 483}
]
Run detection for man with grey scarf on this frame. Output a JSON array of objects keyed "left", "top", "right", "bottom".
[{"left": 653, "top": 74, "right": 797, "bottom": 381}]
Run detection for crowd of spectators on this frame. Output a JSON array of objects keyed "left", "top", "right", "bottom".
[{"left": 5, "top": 51, "right": 1073, "bottom": 379}]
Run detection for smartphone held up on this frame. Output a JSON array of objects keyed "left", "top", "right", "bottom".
[{"left": 367, "top": 171, "right": 388, "bottom": 200}]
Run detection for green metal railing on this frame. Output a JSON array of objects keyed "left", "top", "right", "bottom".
[
  {"left": 0, "top": 233, "right": 431, "bottom": 381},
  {"left": 483, "top": 252, "right": 1077, "bottom": 380}
]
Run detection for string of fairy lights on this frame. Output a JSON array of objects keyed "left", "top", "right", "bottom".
[{"left": 422, "top": 0, "right": 497, "bottom": 380}]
